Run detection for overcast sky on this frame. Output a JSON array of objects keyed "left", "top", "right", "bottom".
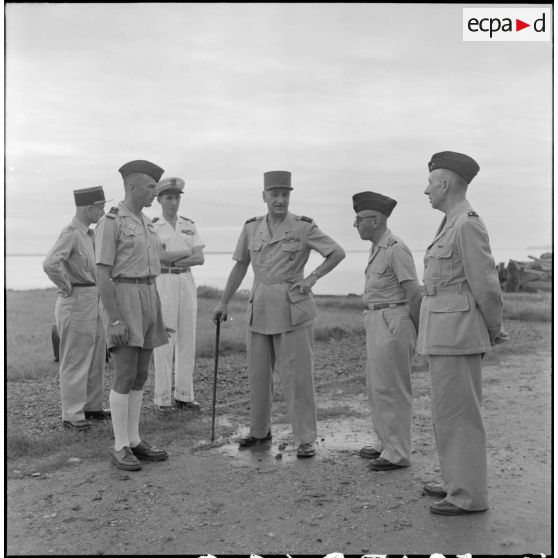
[{"left": 6, "top": 3, "right": 552, "bottom": 255}]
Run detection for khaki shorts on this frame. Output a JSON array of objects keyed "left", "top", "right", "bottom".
[{"left": 103, "top": 282, "right": 168, "bottom": 350}]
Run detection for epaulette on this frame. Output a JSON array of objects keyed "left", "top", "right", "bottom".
[
  {"left": 387, "top": 237, "right": 398, "bottom": 246},
  {"left": 106, "top": 206, "right": 119, "bottom": 219},
  {"left": 297, "top": 215, "right": 314, "bottom": 223},
  {"left": 180, "top": 215, "right": 194, "bottom": 223},
  {"left": 245, "top": 216, "right": 264, "bottom": 224},
  {"left": 151, "top": 217, "right": 159, "bottom": 223},
  {"left": 467, "top": 211, "right": 479, "bottom": 217}
]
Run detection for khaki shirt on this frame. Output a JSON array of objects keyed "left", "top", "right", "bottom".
[
  {"left": 233, "top": 211, "right": 342, "bottom": 334},
  {"left": 417, "top": 200, "right": 503, "bottom": 355},
  {"left": 363, "top": 229, "right": 418, "bottom": 307},
  {"left": 152, "top": 215, "right": 205, "bottom": 254},
  {"left": 43, "top": 216, "right": 97, "bottom": 295},
  {"left": 95, "top": 201, "right": 161, "bottom": 278}
]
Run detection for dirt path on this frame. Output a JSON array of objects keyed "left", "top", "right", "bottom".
[{"left": 7, "top": 351, "right": 551, "bottom": 556}]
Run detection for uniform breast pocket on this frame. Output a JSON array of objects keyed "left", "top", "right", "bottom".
[
  {"left": 249, "top": 240, "right": 264, "bottom": 259},
  {"left": 426, "top": 246, "right": 453, "bottom": 280},
  {"left": 280, "top": 241, "right": 302, "bottom": 262},
  {"left": 367, "top": 263, "right": 389, "bottom": 288},
  {"left": 73, "top": 249, "right": 92, "bottom": 271}
]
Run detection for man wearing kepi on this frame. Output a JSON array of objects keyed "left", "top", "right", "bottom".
[
  {"left": 420, "top": 151, "right": 505, "bottom": 515},
  {"left": 212, "top": 171, "right": 345, "bottom": 458},
  {"left": 352, "top": 191, "right": 422, "bottom": 471},
  {"left": 95, "top": 160, "right": 170, "bottom": 471},
  {"left": 152, "top": 177, "right": 205, "bottom": 414},
  {"left": 43, "top": 186, "right": 110, "bottom": 430}
]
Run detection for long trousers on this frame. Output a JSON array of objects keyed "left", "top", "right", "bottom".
[
  {"left": 154, "top": 272, "right": 197, "bottom": 405},
  {"left": 55, "top": 287, "right": 105, "bottom": 421},
  {"left": 247, "top": 326, "right": 317, "bottom": 444},
  {"left": 364, "top": 306, "right": 416, "bottom": 466},
  {"left": 429, "top": 353, "right": 489, "bottom": 510}
]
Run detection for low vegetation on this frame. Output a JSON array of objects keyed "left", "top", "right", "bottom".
[{"left": 6, "top": 287, "right": 551, "bottom": 466}]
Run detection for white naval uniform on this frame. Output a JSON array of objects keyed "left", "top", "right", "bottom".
[{"left": 152, "top": 215, "right": 204, "bottom": 405}]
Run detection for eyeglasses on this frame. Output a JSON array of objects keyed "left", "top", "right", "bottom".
[{"left": 354, "top": 216, "right": 376, "bottom": 225}]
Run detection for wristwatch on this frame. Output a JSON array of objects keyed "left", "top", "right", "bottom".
[{"left": 110, "top": 320, "right": 122, "bottom": 327}]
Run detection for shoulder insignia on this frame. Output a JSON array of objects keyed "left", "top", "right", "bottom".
[
  {"left": 180, "top": 215, "right": 194, "bottom": 223},
  {"left": 151, "top": 217, "right": 159, "bottom": 223},
  {"left": 467, "top": 211, "right": 479, "bottom": 217},
  {"left": 297, "top": 215, "right": 314, "bottom": 223},
  {"left": 106, "top": 206, "right": 119, "bottom": 219},
  {"left": 245, "top": 216, "right": 263, "bottom": 224}
]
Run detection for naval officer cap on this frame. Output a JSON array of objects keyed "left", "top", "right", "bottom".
[
  {"left": 118, "top": 160, "right": 165, "bottom": 182},
  {"left": 157, "top": 177, "right": 185, "bottom": 196},
  {"left": 73, "top": 186, "right": 107, "bottom": 207},
  {"left": 428, "top": 151, "right": 480, "bottom": 184},
  {"left": 352, "top": 191, "right": 397, "bottom": 216},
  {"left": 264, "top": 170, "right": 293, "bottom": 190}
]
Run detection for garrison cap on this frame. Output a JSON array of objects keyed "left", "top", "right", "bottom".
[
  {"left": 352, "top": 191, "right": 397, "bottom": 216},
  {"left": 428, "top": 151, "right": 480, "bottom": 184},
  {"left": 73, "top": 186, "right": 107, "bottom": 207},
  {"left": 264, "top": 170, "right": 293, "bottom": 190},
  {"left": 157, "top": 177, "right": 185, "bottom": 196},
  {"left": 118, "top": 160, "right": 164, "bottom": 182}
]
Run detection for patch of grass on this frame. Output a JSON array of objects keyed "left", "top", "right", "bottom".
[{"left": 503, "top": 292, "right": 551, "bottom": 322}]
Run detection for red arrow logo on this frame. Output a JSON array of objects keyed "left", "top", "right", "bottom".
[{"left": 516, "top": 19, "right": 530, "bottom": 31}]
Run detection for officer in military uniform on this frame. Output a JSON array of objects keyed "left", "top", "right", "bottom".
[
  {"left": 43, "top": 186, "right": 109, "bottom": 430},
  {"left": 352, "top": 191, "right": 422, "bottom": 471},
  {"left": 152, "top": 177, "right": 205, "bottom": 413},
  {"left": 419, "top": 151, "right": 505, "bottom": 515},
  {"left": 95, "top": 160, "right": 170, "bottom": 471},
  {"left": 212, "top": 171, "right": 345, "bottom": 458}
]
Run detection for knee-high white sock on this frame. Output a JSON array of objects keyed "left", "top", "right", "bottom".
[
  {"left": 127, "top": 389, "right": 144, "bottom": 449},
  {"left": 109, "top": 390, "right": 129, "bottom": 451}
]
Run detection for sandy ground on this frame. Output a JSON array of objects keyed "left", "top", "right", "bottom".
[{"left": 6, "top": 349, "right": 551, "bottom": 556}]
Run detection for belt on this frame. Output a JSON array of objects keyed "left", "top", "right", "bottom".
[
  {"left": 160, "top": 268, "right": 190, "bottom": 274},
  {"left": 366, "top": 301, "right": 407, "bottom": 311},
  {"left": 424, "top": 282, "right": 468, "bottom": 296},
  {"left": 71, "top": 282, "right": 96, "bottom": 288},
  {"left": 114, "top": 277, "right": 154, "bottom": 285}
]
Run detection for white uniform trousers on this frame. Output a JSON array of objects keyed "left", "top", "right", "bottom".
[
  {"left": 247, "top": 326, "right": 317, "bottom": 444},
  {"left": 429, "top": 353, "right": 489, "bottom": 510},
  {"left": 154, "top": 272, "right": 197, "bottom": 405},
  {"left": 55, "top": 287, "right": 105, "bottom": 421},
  {"left": 364, "top": 306, "right": 416, "bottom": 466}
]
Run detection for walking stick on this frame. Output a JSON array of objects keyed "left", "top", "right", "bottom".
[{"left": 211, "top": 313, "right": 222, "bottom": 441}]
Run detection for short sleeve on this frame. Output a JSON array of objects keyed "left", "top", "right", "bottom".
[
  {"left": 94, "top": 216, "right": 118, "bottom": 266},
  {"left": 389, "top": 243, "right": 419, "bottom": 284},
  {"left": 191, "top": 223, "right": 205, "bottom": 249},
  {"left": 232, "top": 225, "right": 251, "bottom": 263},
  {"left": 304, "top": 223, "right": 342, "bottom": 257}
]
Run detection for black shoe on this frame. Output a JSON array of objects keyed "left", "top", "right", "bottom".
[
  {"left": 359, "top": 446, "right": 381, "bottom": 459},
  {"left": 130, "top": 440, "right": 169, "bottom": 461},
  {"left": 368, "top": 457, "right": 407, "bottom": 471},
  {"left": 175, "top": 400, "right": 201, "bottom": 412},
  {"left": 63, "top": 420, "right": 92, "bottom": 431},
  {"left": 239, "top": 430, "right": 272, "bottom": 448},
  {"left": 423, "top": 483, "right": 447, "bottom": 498},
  {"left": 84, "top": 409, "right": 111, "bottom": 420}
]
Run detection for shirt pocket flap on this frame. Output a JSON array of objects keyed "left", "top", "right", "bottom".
[
  {"left": 250, "top": 239, "right": 264, "bottom": 251},
  {"left": 430, "top": 294, "right": 469, "bottom": 313},
  {"left": 280, "top": 240, "right": 303, "bottom": 252},
  {"left": 430, "top": 245, "right": 453, "bottom": 259}
]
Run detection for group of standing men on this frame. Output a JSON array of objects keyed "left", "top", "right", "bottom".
[{"left": 43, "top": 150, "right": 505, "bottom": 516}]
